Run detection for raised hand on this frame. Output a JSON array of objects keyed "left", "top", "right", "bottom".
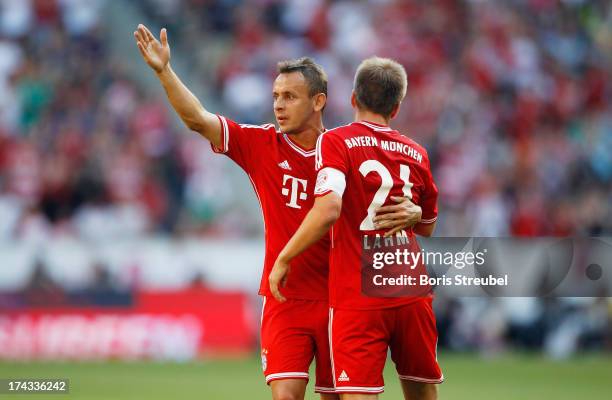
[{"left": 134, "top": 24, "right": 170, "bottom": 73}]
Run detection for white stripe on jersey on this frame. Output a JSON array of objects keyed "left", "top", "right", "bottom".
[{"left": 315, "top": 131, "right": 327, "bottom": 170}]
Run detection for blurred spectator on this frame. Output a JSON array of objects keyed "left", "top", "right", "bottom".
[
  {"left": 22, "top": 259, "right": 66, "bottom": 307},
  {"left": 0, "top": 0, "right": 609, "bottom": 356},
  {"left": 0, "top": 0, "right": 609, "bottom": 241}
]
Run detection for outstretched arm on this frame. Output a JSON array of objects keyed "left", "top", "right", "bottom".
[{"left": 134, "top": 24, "right": 221, "bottom": 147}]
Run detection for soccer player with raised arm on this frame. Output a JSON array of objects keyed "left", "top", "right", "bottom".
[
  {"left": 134, "top": 26, "right": 423, "bottom": 400},
  {"left": 270, "top": 57, "right": 443, "bottom": 399}
]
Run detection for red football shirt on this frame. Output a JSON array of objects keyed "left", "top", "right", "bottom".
[
  {"left": 212, "top": 115, "right": 329, "bottom": 300},
  {"left": 314, "top": 121, "right": 438, "bottom": 310}
]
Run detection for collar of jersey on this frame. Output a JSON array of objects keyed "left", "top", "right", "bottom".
[
  {"left": 283, "top": 134, "right": 316, "bottom": 157},
  {"left": 355, "top": 120, "right": 394, "bottom": 132}
]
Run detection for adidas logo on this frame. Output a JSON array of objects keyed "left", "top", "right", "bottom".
[
  {"left": 278, "top": 160, "right": 292, "bottom": 170},
  {"left": 338, "top": 370, "right": 350, "bottom": 382}
]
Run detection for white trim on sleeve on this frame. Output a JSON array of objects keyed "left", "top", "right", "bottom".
[{"left": 212, "top": 115, "right": 230, "bottom": 153}]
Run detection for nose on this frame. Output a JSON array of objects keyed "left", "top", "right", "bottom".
[{"left": 274, "top": 98, "right": 285, "bottom": 112}]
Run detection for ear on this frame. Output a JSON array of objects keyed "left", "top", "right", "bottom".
[
  {"left": 389, "top": 102, "right": 401, "bottom": 120},
  {"left": 351, "top": 91, "right": 358, "bottom": 109},
  {"left": 313, "top": 93, "right": 327, "bottom": 112}
]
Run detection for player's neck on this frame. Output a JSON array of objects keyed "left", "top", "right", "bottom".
[
  {"left": 288, "top": 124, "right": 323, "bottom": 150},
  {"left": 355, "top": 111, "right": 390, "bottom": 127}
]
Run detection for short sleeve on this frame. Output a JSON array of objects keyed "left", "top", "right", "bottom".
[
  {"left": 211, "top": 115, "right": 276, "bottom": 172},
  {"left": 419, "top": 157, "right": 438, "bottom": 224},
  {"left": 315, "top": 131, "right": 349, "bottom": 174}
]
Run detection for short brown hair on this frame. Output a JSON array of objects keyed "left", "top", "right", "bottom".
[
  {"left": 277, "top": 57, "right": 328, "bottom": 98},
  {"left": 353, "top": 57, "right": 407, "bottom": 118}
]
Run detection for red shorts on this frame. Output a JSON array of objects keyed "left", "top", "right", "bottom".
[
  {"left": 260, "top": 296, "right": 335, "bottom": 394},
  {"left": 329, "top": 298, "right": 443, "bottom": 394}
]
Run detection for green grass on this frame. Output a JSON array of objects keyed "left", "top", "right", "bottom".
[{"left": 1, "top": 353, "right": 611, "bottom": 399}]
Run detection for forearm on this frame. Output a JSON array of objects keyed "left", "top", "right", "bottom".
[
  {"left": 278, "top": 197, "right": 341, "bottom": 263},
  {"left": 156, "top": 64, "right": 221, "bottom": 146},
  {"left": 278, "top": 212, "right": 334, "bottom": 263}
]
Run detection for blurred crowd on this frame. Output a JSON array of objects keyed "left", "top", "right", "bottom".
[
  {"left": 0, "top": 0, "right": 610, "bottom": 355},
  {"left": 1, "top": 0, "right": 611, "bottom": 242},
  {"left": 142, "top": 0, "right": 612, "bottom": 236}
]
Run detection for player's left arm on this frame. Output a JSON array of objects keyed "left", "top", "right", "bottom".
[{"left": 269, "top": 192, "right": 342, "bottom": 302}]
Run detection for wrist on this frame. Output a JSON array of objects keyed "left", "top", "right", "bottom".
[
  {"left": 277, "top": 251, "right": 291, "bottom": 264},
  {"left": 156, "top": 63, "right": 172, "bottom": 77}
]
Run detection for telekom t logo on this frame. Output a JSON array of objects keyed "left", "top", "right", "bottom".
[{"left": 281, "top": 174, "right": 308, "bottom": 209}]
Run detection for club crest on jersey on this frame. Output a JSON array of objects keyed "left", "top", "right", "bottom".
[
  {"left": 316, "top": 170, "right": 328, "bottom": 186},
  {"left": 281, "top": 174, "right": 308, "bottom": 209}
]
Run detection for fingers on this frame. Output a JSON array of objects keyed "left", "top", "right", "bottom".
[
  {"left": 374, "top": 217, "right": 404, "bottom": 229},
  {"left": 374, "top": 206, "right": 404, "bottom": 221},
  {"left": 270, "top": 278, "right": 286, "bottom": 302},
  {"left": 269, "top": 266, "right": 287, "bottom": 303},
  {"left": 373, "top": 210, "right": 405, "bottom": 223},
  {"left": 138, "top": 24, "right": 154, "bottom": 43},
  {"left": 383, "top": 226, "right": 405, "bottom": 238},
  {"left": 143, "top": 25, "right": 156, "bottom": 41},
  {"left": 378, "top": 198, "right": 419, "bottom": 238},
  {"left": 133, "top": 29, "right": 145, "bottom": 46},
  {"left": 160, "top": 28, "right": 168, "bottom": 47},
  {"left": 375, "top": 197, "right": 415, "bottom": 215},
  {"left": 390, "top": 196, "right": 412, "bottom": 204},
  {"left": 374, "top": 204, "right": 403, "bottom": 216},
  {"left": 136, "top": 25, "right": 148, "bottom": 45},
  {"left": 135, "top": 41, "right": 149, "bottom": 60}
]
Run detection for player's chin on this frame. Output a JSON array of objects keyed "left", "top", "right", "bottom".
[{"left": 279, "top": 123, "right": 298, "bottom": 135}]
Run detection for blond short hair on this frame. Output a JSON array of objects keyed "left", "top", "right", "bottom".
[{"left": 353, "top": 56, "right": 407, "bottom": 118}]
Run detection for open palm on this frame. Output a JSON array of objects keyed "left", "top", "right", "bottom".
[{"left": 134, "top": 24, "right": 170, "bottom": 73}]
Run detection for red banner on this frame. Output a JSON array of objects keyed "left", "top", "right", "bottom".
[{"left": 0, "top": 289, "right": 256, "bottom": 360}]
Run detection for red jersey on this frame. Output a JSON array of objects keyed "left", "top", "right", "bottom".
[
  {"left": 314, "top": 121, "right": 438, "bottom": 310},
  {"left": 212, "top": 115, "right": 329, "bottom": 300}
]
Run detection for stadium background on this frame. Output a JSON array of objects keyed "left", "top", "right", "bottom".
[{"left": 0, "top": 0, "right": 610, "bottom": 398}]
